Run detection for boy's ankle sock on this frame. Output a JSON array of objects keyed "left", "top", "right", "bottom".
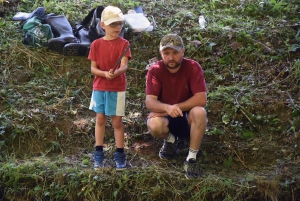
[
  {"left": 95, "top": 146, "right": 103, "bottom": 151},
  {"left": 116, "top": 148, "right": 124, "bottom": 153}
]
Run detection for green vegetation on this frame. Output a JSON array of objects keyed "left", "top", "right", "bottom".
[{"left": 0, "top": 0, "right": 300, "bottom": 200}]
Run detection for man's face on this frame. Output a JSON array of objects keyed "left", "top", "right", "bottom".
[{"left": 160, "top": 48, "right": 184, "bottom": 70}]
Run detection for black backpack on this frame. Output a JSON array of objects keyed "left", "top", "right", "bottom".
[{"left": 74, "top": 6, "right": 124, "bottom": 43}]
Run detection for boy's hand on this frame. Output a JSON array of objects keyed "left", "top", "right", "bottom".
[{"left": 105, "top": 69, "right": 117, "bottom": 80}]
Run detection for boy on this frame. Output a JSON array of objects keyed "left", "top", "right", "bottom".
[{"left": 88, "top": 6, "right": 131, "bottom": 171}]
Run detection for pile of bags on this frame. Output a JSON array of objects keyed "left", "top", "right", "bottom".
[{"left": 12, "top": 6, "right": 130, "bottom": 56}]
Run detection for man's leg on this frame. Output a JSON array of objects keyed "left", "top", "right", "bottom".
[
  {"left": 147, "top": 117, "right": 176, "bottom": 159},
  {"left": 147, "top": 117, "right": 169, "bottom": 139},
  {"left": 184, "top": 106, "right": 207, "bottom": 179},
  {"left": 188, "top": 106, "right": 207, "bottom": 156}
]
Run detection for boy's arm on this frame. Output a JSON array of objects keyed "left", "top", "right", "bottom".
[
  {"left": 91, "top": 60, "right": 107, "bottom": 77},
  {"left": 111, "top": 56, "right": 129, "bottom": 76}
]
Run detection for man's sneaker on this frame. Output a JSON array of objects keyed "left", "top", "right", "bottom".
[
  {"left": 94, "top": 151, "right": 105, "bottom": 170},
  {"left": 183, "top": 158, "right": 201, "bottom": 179},
  {"left": 159, "top": 140, "right": 176, "bottom": 160},
  {"left": 174, "top": 137, "right": 187, "bottom": 154},
  {"left": 114, "top": 152, "right": 127, "bottom": 171}
]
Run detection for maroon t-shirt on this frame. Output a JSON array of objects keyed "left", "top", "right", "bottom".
[{"left": 146, "top": 58, "right": 206, "bottom": 107}]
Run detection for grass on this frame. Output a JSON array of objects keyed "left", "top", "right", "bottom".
[{"left": 1, "top": 0, "right": 300, "bottom": 200}]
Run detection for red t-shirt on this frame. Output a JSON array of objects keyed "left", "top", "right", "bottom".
[
  {"left": 146, "top": 58, "right": 206, "bottom": 106},
  {"left": 88, "top": 37, "right": 131, "bottom": 91}
]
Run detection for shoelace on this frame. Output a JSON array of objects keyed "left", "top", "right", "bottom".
[{"left": 115, "top": 154, "right": 125, "bottom": 162}]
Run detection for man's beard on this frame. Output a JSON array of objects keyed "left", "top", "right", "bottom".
[{"left": 164, "top": 59, "right": 182, "bottom": 69}]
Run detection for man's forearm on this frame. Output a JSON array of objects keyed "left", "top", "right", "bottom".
[
  {"left": 177, "top": 93, "right": 207, "bottom": 111},
  {"left": 146, "top": 98, "right": 169, "bottom": 113}
]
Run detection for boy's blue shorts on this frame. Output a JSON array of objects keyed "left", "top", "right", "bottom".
[{"left": 89, "top": 90, "right": 125, "bottom": 116}]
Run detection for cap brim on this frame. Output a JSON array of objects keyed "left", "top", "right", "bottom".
[
  {"left": 160, "top": 45, "right": 183, "bottom": 51},
  {"left": 104, "top": 17, "right": 124, "bottom": 25}
]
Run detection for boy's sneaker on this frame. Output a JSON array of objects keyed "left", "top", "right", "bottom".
[
  {"left": 94, "top": 151, "right": 105, "bottom": 170},
  {"left": 183, "top": 158, "right": 201, "bottom": 179},
  {"left": 159, "top": 140, "right": 176, "bottom": 160},
  {"left": 114, "top": 152, "right": 127, "bottom": 171}
]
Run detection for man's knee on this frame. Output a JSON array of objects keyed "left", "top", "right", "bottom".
[
  {"left": 189, "top": 107, "right": 207, "bottom": 123},
  {"left": 147, "top": 118, "right": 167, "bottom": 138}
]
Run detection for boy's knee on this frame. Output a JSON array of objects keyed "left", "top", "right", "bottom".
[{"left": 111, "top": 118, "right": 123, "bottom": 128}]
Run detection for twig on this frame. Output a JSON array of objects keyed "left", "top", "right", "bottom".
[
  {"left": 251, "top": 39, "right": 272, "bottom": 53},
  {"left": 228, "top": 144, "right": 250, "bottom": 169},
  {"left": 52, "top": 87, "right": 70, "bottom": 108},
  {"left": 240, "top": 108, "right": 256, "bottom": 128},
  {"left": 269, "top": 64, "right": 288, "bottom": 83},
  {"left": 235, "top": 92, "right": 256, "bottom": 128},
  {"left": 129, "top": 153, "right": 137, "bottom": 163}
]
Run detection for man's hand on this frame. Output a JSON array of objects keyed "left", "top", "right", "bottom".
[{"left": 166, "top": 104, "right": 183, "bottom": 118}]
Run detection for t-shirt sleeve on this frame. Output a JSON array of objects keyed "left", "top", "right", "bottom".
[
  {"left": 124, "top": 41, "right": 132, "bottom": 60},
  {"left": 189, "top": 61, "right": 206, "bottom": 94},
  {"left": 146, "top": 64, "right": 161, "bottom": 96},
  {"left": 88, "top": 40, "right": 97, "bottom": 62}
]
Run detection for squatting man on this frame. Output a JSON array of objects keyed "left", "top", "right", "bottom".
[{"left": 145, "top": 34, "right": 207, "bottom": 179}]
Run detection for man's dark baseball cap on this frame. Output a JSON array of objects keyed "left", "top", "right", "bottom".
[{"left": 159, "top": 34, "right": 184, "bottom": 51}]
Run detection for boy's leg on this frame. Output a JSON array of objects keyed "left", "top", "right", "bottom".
[
  {"left": 89, "top": 90, "right": 107, "bottom": 170},
  {"left": 106, "top": 91, "right": 126, "bottom": 171},
  {"left": 112, "top": 116, "right": 127, "bottom": 170},
  {"left": 95, "top": 113, "right": 107, "bottom": 146},
  {"left": 94, "top": 113, "right": 107, "bottom": 170},
  {"left": 112, "top": 116, "right": 125, "bottom": 149}
]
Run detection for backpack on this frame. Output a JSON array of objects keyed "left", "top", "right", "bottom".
[
  {"left": 73, "top": 6, "right": 124, "bottom": 43},
  {"left": 22, "top": 16, "right": 54, "bottom": 47}
]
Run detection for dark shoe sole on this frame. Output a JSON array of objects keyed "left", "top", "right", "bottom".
[
  {"left": 185, "top": 173, "right": 200, "bottom": 179},
  {"left": 48, "top": 37, "right": 79, "bottom": 53},
  {"left": 63, "top": 43, "right": 90, "bottom": 56},
  {"left": 48, "top": 40, "right": 66, "bottom": 53},
  {"left": 159, "top": 152, "right": 174, "bottom": 160}
]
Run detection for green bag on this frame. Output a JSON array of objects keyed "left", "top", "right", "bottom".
[{"left": 22, "top": 16, "right": 54, "bottom": 47}]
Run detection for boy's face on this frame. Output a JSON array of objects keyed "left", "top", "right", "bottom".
[{"left": 101, "top": 21, "right": 124, "bottom": 39}]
